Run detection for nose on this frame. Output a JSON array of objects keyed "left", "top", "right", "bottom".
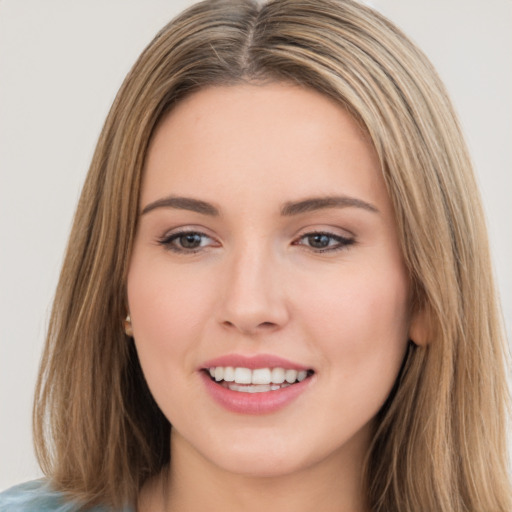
[{"left": 217, "top": 244, "right": 290, "bottom": 335}]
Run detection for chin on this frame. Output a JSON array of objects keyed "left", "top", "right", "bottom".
[
  {"left": 195, "top": 427, "right": 354, "bottom": 480},
  {"left": 210, "top": 448, "right": 312, "bottom": 479}
]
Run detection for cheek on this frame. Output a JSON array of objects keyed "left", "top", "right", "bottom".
[
  {"left": 125, "top": 257, "right": 219, "bottom": 424},
  {"left": 305, "top": 272, "right": 410, "bottom": 432},
  {"left": 300, "top": 265, "right": 410, "bottom": 380},
  {"left": 126, "top": 256, "right": 217, "bottom": 370}
]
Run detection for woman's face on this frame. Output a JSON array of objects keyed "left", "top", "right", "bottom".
[{"left": 127, "top": 83, "right": 415, "bottom": 478}]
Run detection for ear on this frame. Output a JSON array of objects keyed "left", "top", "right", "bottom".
[
  {"left": 124, "top": 314, "right": 134, "bottom": 337},
  {"left": 409, "top": 307, "right": 430, "bottom": 347}
]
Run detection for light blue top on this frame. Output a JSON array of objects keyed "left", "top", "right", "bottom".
[{"left": 0, "top": 480, "right": 134, "bottom": 512}]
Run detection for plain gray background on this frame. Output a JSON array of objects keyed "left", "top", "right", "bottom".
[{"left": 1, "top": 0, "right": 511, "bottom": 490}]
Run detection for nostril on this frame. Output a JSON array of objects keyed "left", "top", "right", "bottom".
[{"left": 221, "top": 320, "right": 278, "bottom": 333}]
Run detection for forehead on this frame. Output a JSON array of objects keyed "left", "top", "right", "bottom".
[{"left": 142, "top": 83, "right": 388, "bottom": 215}]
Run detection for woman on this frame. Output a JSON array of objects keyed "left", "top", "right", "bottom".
[{"left": 1, "top": 0, "right": 510, "bottom": 510}]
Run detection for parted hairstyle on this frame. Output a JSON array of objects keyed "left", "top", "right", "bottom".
[{"left": 33, "top": 0, "right": 511, "bottom": 510}]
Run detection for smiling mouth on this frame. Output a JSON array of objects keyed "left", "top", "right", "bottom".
[{"left": 204, "top": 366, "right": 315, "bottom": 393}]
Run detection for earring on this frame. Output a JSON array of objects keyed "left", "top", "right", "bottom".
[{"left": 124, "top": 314, "right": 133, "bottom": 337}]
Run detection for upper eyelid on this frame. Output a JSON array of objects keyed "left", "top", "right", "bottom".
[
  {"left": 293, "top": 224, "right": 356, "bottom": 239},
  {"left": 157, "top": 227, "right": 355, "bottom": 245},
  {"left": 297, "top": 231, "right": 352, "bottom": 240},
  {"left": 293, "top": 234, "right": 355, "bottom": 256},
  {"left": 157, "top": 230, "right": 219, "bottom": 254},
  {"left": 294, "top": 232, "right": 354, "bottom": 246},
  {"left": 159, "top": 225, "right": 216, "bottom": 239},
  {"left": 159, "top": 230, "right": 216, "bottom": 244}
]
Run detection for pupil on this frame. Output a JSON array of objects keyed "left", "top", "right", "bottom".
[
  {"left": 181, "top": 234, "right": 201, "bottom": 248},
  {"left": 309, "top": 234, "right": 329, "bottom": 248}
]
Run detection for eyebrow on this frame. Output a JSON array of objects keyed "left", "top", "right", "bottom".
[
  {"left": 141, "top": 194, "right": 379, "bottom": 217},
  {"left": 280, "top": 196, "right": 379, "bottom": 216},
  {"left": 141, "top": 196, "right": 220, "bottom": 216}
]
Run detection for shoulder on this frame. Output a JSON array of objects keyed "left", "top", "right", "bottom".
[
  {"left": 0, "top": 480, "right": 133, "bottom": 512},
  {"left": 0, "top": 480, "right": 77, "bottom": 512}
]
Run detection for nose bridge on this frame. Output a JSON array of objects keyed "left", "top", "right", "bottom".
[{"left": 219, "top": 237, "right": 288, "bottom": 333}]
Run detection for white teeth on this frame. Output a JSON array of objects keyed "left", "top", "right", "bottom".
[
  {"left": 234, "top": 367, "right": 252, "bottom": 384},
  {"left": 285, "top": 369, "right": 298, "bottom": 383},
  {"left": 227, "top": 383, "right": 292, "bottom": 393},
  {"left": 297, "top": 370, "right": 307, "bottom": 382},
  {"left": 248, "top": 384, "right": 270, "bottom": 393},
  {"left": 271, "top": 367, "right": 285, "bottom": 384},
  {"left": 252, "top": 368, "right": 272, "bottom": 385},
  {"left": 223, "top": 366, "right": 235, "bottom": 382},
  {"left": 207, "top": 366, "right": 311, "bottom": 386}
]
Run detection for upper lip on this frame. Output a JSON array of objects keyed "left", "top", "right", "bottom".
[{"left": 200, "top": 353, "right": 312, "bottom": 371}]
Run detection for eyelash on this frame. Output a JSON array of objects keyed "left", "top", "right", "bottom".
[
  {"left": 157, "top": 230, "right": 355, "bottom": 254},
  {"left": 294, "top": 231, "right": 355, "bottom": 253},
  {"left": 157, "top": 230, "right": 216, "bottom": 254}
]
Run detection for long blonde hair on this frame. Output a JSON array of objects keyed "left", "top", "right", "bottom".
[{"left": 34, "top": 0, "right": 511, "bottom": 510}]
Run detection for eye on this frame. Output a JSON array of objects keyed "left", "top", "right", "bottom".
[
  {"left": 295, "top": 231, "right": 355, "bottom": 252},
  {"left": 157, "top": 230, "right": 218, "bottom": 253}
]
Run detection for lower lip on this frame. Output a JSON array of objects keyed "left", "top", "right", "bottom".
[{"left": 200, "top": 371, "right": 313, "bottom": 414}]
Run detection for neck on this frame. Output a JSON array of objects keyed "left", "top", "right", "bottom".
[{"left": 140, "top": 428, "right": 370, "bottom": 512}]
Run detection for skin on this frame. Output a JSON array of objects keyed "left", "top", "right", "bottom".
[{"left": 128, "top": 83, "right": 422, "bottom": 512}]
